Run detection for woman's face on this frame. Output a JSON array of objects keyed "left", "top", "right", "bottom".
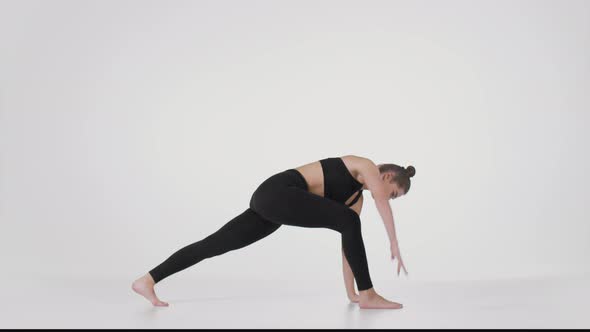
[{"left": 381, "top": 171, "right": 405, "bottom": 200}]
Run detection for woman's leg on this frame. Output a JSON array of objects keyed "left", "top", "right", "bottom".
[
  {"left": 250, "top": 182, "right": 373, "bottom": 291},
  {"left": 251, "top": 181, "right": 403, "bottom": 309},
  {"left": 133, "top": 207, "right": 281, "bottom": 306},
  {"left": 148, "top": 208, "right": 281, "bottom": 283}
]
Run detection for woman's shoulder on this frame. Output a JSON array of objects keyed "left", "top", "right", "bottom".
[{"left": 340, "top": 155, "right": 374, "bottom": 170}]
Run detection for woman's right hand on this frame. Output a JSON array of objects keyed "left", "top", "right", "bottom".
[
  {"left": 347, "top": 292, "right": 360, "bottom": 303},
  {"left": 390, "top": 242, "right": 408, "bottom": 276}
]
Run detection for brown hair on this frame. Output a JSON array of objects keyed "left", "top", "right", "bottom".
[{"left": 378, "top": 163, "right": 416, "bottom": 195}]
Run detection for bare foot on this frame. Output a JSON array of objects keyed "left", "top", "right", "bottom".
[
  {"left": 132, "top": 273, "right": 169, "bottom": 307},
  {"left": 359, "top": 288, "right": 403, "bottom": 309}
]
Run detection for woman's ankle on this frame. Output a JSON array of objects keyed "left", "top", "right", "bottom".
[
  {"left": 359, "top": 287, "right": 377, "bottom": 299},
  {"left": 148, "top": 273, "right": 159, "bottom": 285},
  {"left": 137, "top": 273, "right": 155, "bottom": 286}
]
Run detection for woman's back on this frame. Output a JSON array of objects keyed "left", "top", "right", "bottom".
[{"left": 294, "top": 155, "right": 364, "bottom": 207}]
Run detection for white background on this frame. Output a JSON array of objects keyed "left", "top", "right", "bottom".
[{"left": 1, "top": 0, "right": 589, "bottom": 328}]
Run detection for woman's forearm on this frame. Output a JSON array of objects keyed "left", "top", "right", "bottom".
[
  {"left": 375, "top": 199, "right": 398, "bottom": 244},
  {"left": 342, "top": 247, "right": 357, "bottom": 295}
]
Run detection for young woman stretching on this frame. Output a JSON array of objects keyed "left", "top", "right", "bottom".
[{"left": 132, "top": 155, "right": 414, "bottom": 309}]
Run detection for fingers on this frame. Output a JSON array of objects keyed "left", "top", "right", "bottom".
[{"left": 392, "top": 253, "right": 408, "bottom": 277}]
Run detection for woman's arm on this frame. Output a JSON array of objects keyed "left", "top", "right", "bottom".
[
  {"left": 342, "top": 247, "right": 358, "bottom": 301},
  {"left": 342, "top": 193, "right": 363, "bottom": 301},
  {"left": 356, "top": 157, "right": 399, "bottom": 244},
  {"left": 355, "top": 156, "right": 408, "bottom": 275}
]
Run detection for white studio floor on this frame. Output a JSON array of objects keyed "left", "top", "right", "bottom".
[{"left": 1, "top": 274, "right": 588, "bottom": 329}]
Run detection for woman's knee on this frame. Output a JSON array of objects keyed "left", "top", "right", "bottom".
[
  {"left": 337, "top": 211, "right": 362, "bottom": 233},
  {"left": 249, "top": 186, "right": 274, "bottom": 216}
]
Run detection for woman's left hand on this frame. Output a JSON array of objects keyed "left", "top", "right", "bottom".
[
  {"left": 348, "top": 292, "right": 360, "bottom": 303},
  {"left": 390, "top": 242, "right": 409, "bottom": 276}
]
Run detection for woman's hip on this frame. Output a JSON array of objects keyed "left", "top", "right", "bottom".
[
  {"left": 249, "top": 169, "right": 359, "bottom": 230},
  {"left": 249, "top": 169, "right": 306, "bottom": 208}
]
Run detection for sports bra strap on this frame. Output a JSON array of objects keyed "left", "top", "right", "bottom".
[{"left": 346, "top": 189, "right": 363, "bottom": 207}]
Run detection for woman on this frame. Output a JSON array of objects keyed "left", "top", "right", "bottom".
[{"left": 132, "top": 155, "right": 414, "bottom": 309}]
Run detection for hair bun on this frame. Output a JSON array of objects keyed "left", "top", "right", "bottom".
[{"left": 405, "top": 165, "right": 416, "bottom": 178}]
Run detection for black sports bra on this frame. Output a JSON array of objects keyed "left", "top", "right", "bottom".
[{"left": 319, "top": 157, "right": 364, "bottom": 207}]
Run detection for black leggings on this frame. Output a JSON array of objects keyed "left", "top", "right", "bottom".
[{"left": 148, "top": 169, "right": 374, "bottom": 291}]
